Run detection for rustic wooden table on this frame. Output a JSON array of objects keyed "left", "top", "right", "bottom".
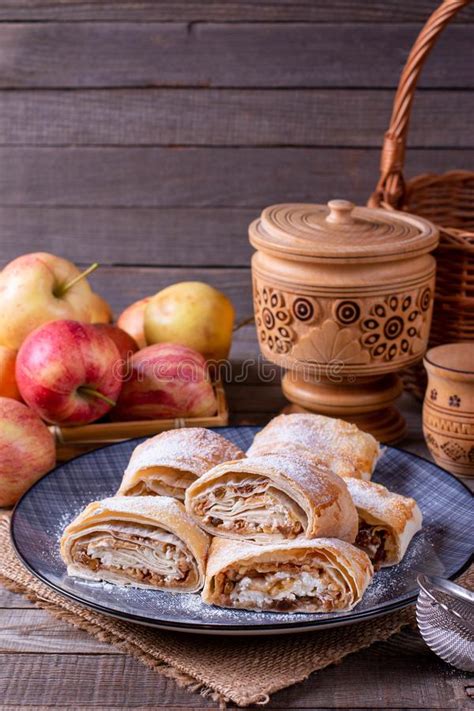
[{"left": 1, "top": 333, "right": 473, "bottom": 710}]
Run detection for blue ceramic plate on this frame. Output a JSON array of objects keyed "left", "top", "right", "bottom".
[{"left": 11, "top": 426, "right": 473, "bottom": 636}]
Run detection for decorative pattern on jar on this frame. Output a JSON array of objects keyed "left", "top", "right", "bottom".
[
  {"left": 252, "top": 277, "right": 433, "bottom": 373},
  {"left": 359, "top": 294, "right": 424, "bottom": 362},
  {"left": 253, "top": 283, "right": 296, "bottom": 355}
]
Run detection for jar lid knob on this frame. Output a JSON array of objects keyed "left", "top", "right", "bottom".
[{"left": 326, "top": 199, "right": 355, "bottom": 225}]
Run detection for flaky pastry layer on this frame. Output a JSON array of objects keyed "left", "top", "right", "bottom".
[
  {"left": 61, "top": 496, "right": 210, "bottom": 592},
  {"left": 185, "top": 454, "right": 358, "bottom": 544},
  {"left": 202, "top": 537, "right": 373, "bottom": 613}
]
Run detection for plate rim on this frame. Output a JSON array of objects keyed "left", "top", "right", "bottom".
[{"left": 10, "top": 427, "right": 474, "bottom": 634}]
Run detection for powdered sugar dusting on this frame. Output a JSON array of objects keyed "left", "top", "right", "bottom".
[
  {"left": 195, "top": 453, "right": 347, "bottom": 499},
  {"left": 120, "top": 427, "right": 245, "bottom": 491},
  {"left": 247, "top": 413, "right": 380, "bottom": 480},
  {"left": 346, "top": 477, "right": 421, "bottom": 533},
  {"left": 73, "top": 494, "right": 185, "bottom": 520}
]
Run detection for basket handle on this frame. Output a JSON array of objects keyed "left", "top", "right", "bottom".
[{"left": 368, "top": 0, "right": 471, "bottom": 209}]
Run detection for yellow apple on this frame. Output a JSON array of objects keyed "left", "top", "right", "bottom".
[
  {"left": 144, "top": 282, "right": 234, "bottom": 361},
  {"left": 90, "top": 292, "right": 113, "bottom": 323},
  {"left": 0, "top": 253, "right": 97, "bottom": 349}
]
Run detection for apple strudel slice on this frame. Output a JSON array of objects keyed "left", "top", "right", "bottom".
[
  {"left": 185, "top": 454, "right": 358, "bottom": 544},
  {"left": 246, "top": 413, "right": 380, "bottom": 481},
  {"left": 60, "top": 496, "right": 210, "bottom": 592},
  {"left": 346, "top": 477, "right": 422, "bottom": 569},
  {"left": 118, "top": 428, "right": 245, "bottom": 499},
  {"left": 202, "top": 537, "right": 373, "bottom": 613}
]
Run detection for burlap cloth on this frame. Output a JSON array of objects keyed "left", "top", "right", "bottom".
[{"left": 1, "top": 514, "right": 470, "bottom": 708}]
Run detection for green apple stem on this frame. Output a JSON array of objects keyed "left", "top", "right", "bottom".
[
  {"left": 57, "top": 262, "right": 99, "bottom": 297},
  {"left": 233, "top": 315, "right": 255, "bottom": 332},
  {"left": 78, "top": 386, "right": 116, "bottom": 408}
]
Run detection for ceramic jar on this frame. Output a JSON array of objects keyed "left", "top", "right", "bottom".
[
  {"left": 249, "top": 199, "right": 439, "bottom": 442},
  {"left": 423, "top": 343, "right": 474, "bottom": 478}
]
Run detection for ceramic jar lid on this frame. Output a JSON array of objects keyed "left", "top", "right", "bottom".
[{"left": 249, "top": 199, "right": 439, "bottom": 263}]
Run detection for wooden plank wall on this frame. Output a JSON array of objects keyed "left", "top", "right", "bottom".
[{"left": 0, "top": 0, "right": 473, "bottom": 321}]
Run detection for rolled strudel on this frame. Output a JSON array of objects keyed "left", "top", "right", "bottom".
[
  {"left": 185, "top": 454, "right": 358, "bottom": 544},
  {"left": 118, "top": 428, "right": 245, "bottom": 499},
  {"left": 60, "top": 496, "right": 210, "bottom": 592},
  {"left": 247, "top": 413, "right": 380, "bottom": 480},
  {"left": 346, "top": 477, "right": 422, "bottom": 569},
  {"left": 202, "top": 537, "right": 373, "bottom": 613},
  {"left": 246, "top": 413, "right": 380, "bottom": 481}
]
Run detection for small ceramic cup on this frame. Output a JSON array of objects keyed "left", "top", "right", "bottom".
[{"left": 423, "top": 343, "right": 474, "bottom": 478}]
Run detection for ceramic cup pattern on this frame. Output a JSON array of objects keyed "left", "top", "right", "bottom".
[{"left": 423, "top": 343, "right": 474, "bottom": 478}]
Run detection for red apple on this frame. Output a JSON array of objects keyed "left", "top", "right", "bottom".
[
  {"left": 111, "top": 343, "right": 217, "bottom": 421},
  {"left": 116, "top": 297, "right": 150, "bottom": 349},
  {"left": 16, "top": 320, "right": 123, "bottom": 426},
  {"left": 0, "top": 397, "right": 56, "bottom": 506},
  {"left": 93, "top": 323, "right": 139, "bottom": 362}
]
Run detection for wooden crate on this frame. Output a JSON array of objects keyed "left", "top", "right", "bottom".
[{"left": 51, "top": 381, "right": 228, "bottom": 461}]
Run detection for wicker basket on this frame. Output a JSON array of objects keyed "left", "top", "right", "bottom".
[{"left": 369, "top": 0, "right": 474, "bottom": 399}]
